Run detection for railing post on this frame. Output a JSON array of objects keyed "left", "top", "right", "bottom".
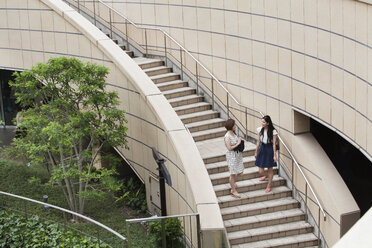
[
  {"left": 245, "top": 108, "right": 248, "bottom": 139},
  {"left": 291, "top": 160, "right": 294, "bottom": 185},
  {"left": 77, "top": 0, "right": 80, "bottom": 13},
  {"left": 182, "top": 216, "right": 186, "bottom": 246},
  {"left": 196, "top": 214, "right": 201, "bottom": 248},
  {"left": 305, "top": 183, "right": 308, "bottom": 222},
  {"left": 211, "top": 78, "right": 214, "bottom": 110},
  {"left": 126, "top": 221, "right": 131, "bottom": 248},
  {"left": 93, "top": 0, "right": 96, "bottom": 26},
  {"left": 196, "top": 63, "right": 199, "bottom": 94},
  {"left": 226, "top": 92, "right": 229, "bottom": 119},
  {"left": 164, "top": 34, "right": 167, "bottom": 66},
  {"left": 125, "top": 21, "right": 129, "bottom": 50},
  {"left": 109, "top": 9, "right": 113, "bottom": 39},
  {"left": 318, "top": 207, "right": 321, "bottom": 247},
  {"left": 145, "top": 29, "right": 148, "bottom": 57},
  {"left": 180, "top": 48, "right": 183, "bottom": 80}
]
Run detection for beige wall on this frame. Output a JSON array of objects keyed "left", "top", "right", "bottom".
[
  {"left": 0, "top": 0, "right": 228, "bottom": 246},
  {"left": 107, "top": 0, "right": 372, "bottom": 246}
]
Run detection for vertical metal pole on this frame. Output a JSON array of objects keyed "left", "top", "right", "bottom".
[
  {"left": 305, "top": 183, "right": 308, "bottom": 222},
  {"left": 196, "top": 214, "right": 201, "bottom": 248},
  {"left": 180, "top": 48, "right": 183, "bottom": 80},
  {"left": 182, "top": 216, "right": 186, "bottom": 246},
  {"left": 211, "top": 78, "right": 214, "bottom": 110},
  {"left": 109, "top": 9, "right": 113, "bottom": 39},
  {"left": 189, "top": 216, "right": 193, "bottom": 247},
  {"left": 145, "top": 30, "right": 148, "bottom": 57},
  {"left": 318, "top": 208, "right": 321, "bottom": 248},
  {"left": 77, "top": 0, "right": 80, "bottom": 13},
  {"left": 126, "top": 221, "right": 131, "bottom": 248},
  {"left": 291, "top": 160, "right": 294, "bottom": 185},
  {"left": 161, "top": 219, "right": 166, "bottom": 248},
  {"left": 195, "top": 63, "right": 199, "bottom": 94},
  {"left": 125, "top": 21, "right": 129, "bottom": 50},
  {"left": 164, "top": 34, "right": 167, "bottom": 66},
  {"left": 245, "top": 108, "right": 248, "bottom": 139},
  {"left": 93, "top": 0, "right": 96, "bottom": 26},
  {"left": 226, "top": 92, "right": 229, "bottom": 119}
]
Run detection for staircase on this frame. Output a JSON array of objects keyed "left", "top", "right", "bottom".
[{"left": 110, "top": 36, "right": 319, "bottom": 248}]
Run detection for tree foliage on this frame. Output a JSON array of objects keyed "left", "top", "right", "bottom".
[{"left": 8, "top": 57, "right": 128, "bottom": 217}]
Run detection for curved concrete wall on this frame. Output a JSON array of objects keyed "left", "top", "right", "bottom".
[
  {"left": 0, "top": 0, "right": 227, "bottom": 246},
  {"left": 107, "top": 0, "right": 372, "bottom": 246}
]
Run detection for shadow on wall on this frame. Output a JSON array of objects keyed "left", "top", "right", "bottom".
[{"left": 310, "top": 119, "right": 372, "bottom": 216}]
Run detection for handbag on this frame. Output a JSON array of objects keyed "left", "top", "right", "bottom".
[{"left": 234, "top": 140, "right": 245, "bottom": 153}]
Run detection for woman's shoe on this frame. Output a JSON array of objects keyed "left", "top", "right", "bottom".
[
  {"left": 259, "top": 176, "right": 268, "bottom": 181},
  {"left": 230, "top": 191, "right": 241, "bottom": 198},
  {"left": 265, "top": 185, "right": 271, "bottom": 193}
]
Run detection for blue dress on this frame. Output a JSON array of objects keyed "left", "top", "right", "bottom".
[{"left": 255, "top": 127, "right": 277, "bottom": 168}]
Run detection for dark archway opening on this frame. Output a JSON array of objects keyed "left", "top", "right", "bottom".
[{"left": 310, "top": 119, "right": 372, "bottom": 216}]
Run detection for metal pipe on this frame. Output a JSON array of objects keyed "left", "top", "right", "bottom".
[
  {"left": 196, "top": 63, "right": 199, "bottom": 94},
  {"left": 305, "top": 183, "right": 308, "bottom": 222},
  {"left": 77, "top": 0, "right": 80, "bottom": 13},
  {"left": 196, "top": 214, "right": 201, "bottom": 248},
  {"left": 211, "top": 78, "right": 214, "bottom": 110},
  {"left": 145, "top": 29, "right": 148, "bottom": 57},
  {"left": 93, "top": 0, "right": 96, "bottom": 26},
  {"left": 125, "top": 21, "right": 129, "bottom": 50},
  {"left": 109, "top": 9, "right": 112, "bottom": 39},
  {"left": 164, "top": 34, "right": 167, "bottom": 66},
  {"left": 226, "top": 92, "right": 229, "bottom": 119},
  {"left": 245, "top": 108, "right": 248, "bottom": 139},
  {"left": 180, "top": 48, "right": 183, "bottom": 81}
]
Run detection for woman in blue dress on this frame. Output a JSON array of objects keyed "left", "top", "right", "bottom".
[{"left": 254, "top": 115, "right": 278, "bottom": 193}]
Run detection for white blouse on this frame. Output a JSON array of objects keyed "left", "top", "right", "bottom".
[{"left": 257, "top": 127, "right": 278, "bottom": 144}]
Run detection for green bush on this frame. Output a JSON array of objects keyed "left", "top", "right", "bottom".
[
  {"left": 0, "top": 210, "right": 110, "bottom": 248},
  {"left": 147, "top": 218, "right": 184, "bottom": 248},
  {"left": 114, "top": 177, "right": 147, "bottom": 214}
]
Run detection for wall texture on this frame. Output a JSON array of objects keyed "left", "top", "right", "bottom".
[
  {"left": 0, "top": 0, "right": 228, "bottom": 246},
  {"left": 106, "top": 0, "right": 372, "bottom": 246}
]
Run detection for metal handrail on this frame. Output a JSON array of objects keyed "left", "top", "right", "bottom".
[
  {"left": 0, "top": 191, "right": 127, "bottom": 243},
  {"left": 68, "top": 0, "right": 326, "bottom": 230}
]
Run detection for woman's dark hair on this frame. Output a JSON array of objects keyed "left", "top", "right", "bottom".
[
  {"left": 260, "top": 115, "right": 275, "bottom": 143},
  {"left": 225, "top": 119, "right": 235, "bottom": 131}
]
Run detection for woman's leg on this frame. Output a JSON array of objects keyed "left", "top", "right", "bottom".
[
  {"left": 265, "top": 167, "right": 274, "bottom": 192},
  {"left": 229, "top": 174, "right": 240, "bottom": 197},
  {"left": 258, "top": 167, "right": 267, "bottom": 181}
]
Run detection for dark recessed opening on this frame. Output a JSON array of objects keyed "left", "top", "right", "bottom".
[{"left": 310, "top": 119, "right": 372, "bottom": 216}]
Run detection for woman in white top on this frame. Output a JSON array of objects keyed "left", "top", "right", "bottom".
[
  {"left": 224, "top": 119, "right": 244, "bottom": 198},
  {"left": 254, "top": 115, "right": 278, "bottom": 193}
]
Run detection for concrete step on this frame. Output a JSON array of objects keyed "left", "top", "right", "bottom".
[
  {"left": 206, "top": 156, "right": 255, "bottom": 174},
  {"left": 143, "top": 66, "right": 172, "bottom": 76},
  {"left": 214, "top": 175, "right": 286, "bottom": 197},
  {"left": 218, "top": 186, "right": 291, "bottom": 208},
  {"left": 133, "top": 57, "right": 164, "bottom": 69},
  {"left": 210, "top": 166, "right": 278, "bottom": 185},
  {"left": 231, "top": 233, "right": 318, "bottom": 248},
  {"left": 150, "top": 72, "right": 180, "bottom": 84},
  {"left": 185, "top": 118, "right": 225, "bottom": 133},
  {"left": 228, "top": 221, "right": 313, "bottom": 245},
  {"left": 163, "top": 87, "right": 195, "bottom": 100},
  {"left": 192, "top": 127, "right": 226, "bottom": 142},
  {"left": 174, "top": 102, "right": 211, "bottom": 116},
  {"left": 179, "top": 110, "right": 220, "bottom": 124},
  {"left": 157, "top": 80, "right": 188, "bottom": 91},
  {"left": 224, "top": 208, "right": 305, "bottom": 232},
  {"left": 220, "top": 197, "right": 300, "bottom": 221},
  {"left": 168, "top": 94, "right": 204, "bottom": 108}
]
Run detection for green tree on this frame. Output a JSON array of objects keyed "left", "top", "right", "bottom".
[{"left": 8, "top": 57, "right": 128, "bottom": 218}]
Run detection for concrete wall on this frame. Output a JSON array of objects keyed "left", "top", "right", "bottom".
[
  {"left": 106, "top": 0, "right": 372, "bottom": 246},
  {"left": 0, "top": 0, "right": 228, "bottom": 246}
]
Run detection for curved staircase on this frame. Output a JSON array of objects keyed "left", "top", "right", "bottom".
[{"left": 112, "top": 37, "right": 320, "bottom": 247}]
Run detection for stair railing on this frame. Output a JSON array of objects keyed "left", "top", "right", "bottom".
[{"left": 63, "top": 0, "right": 326, "bottom": 240}]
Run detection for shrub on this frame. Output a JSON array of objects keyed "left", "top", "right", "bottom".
[
  {"left": 0, "top": 210, "right": 110, "bottom": 248},
  {"left": 114, "top": 177, "right": 147, "bottom": 214},
  {"left": 147, "top": 218, "right": 184, "bottom": 248}
]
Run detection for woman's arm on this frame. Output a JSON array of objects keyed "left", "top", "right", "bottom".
[
  {"left": 273, "top": 134, "right": 278, "bottom": 162},
  {"left": 225, "top": 136, "right": 242, "bottom": 151},
  {"left": 254, "top": 132, "right": 261, "bottom": 159}
]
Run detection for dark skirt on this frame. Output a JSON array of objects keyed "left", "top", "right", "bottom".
[{"left": 255, "top": 143, "right": 277, "bottom": 168}]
